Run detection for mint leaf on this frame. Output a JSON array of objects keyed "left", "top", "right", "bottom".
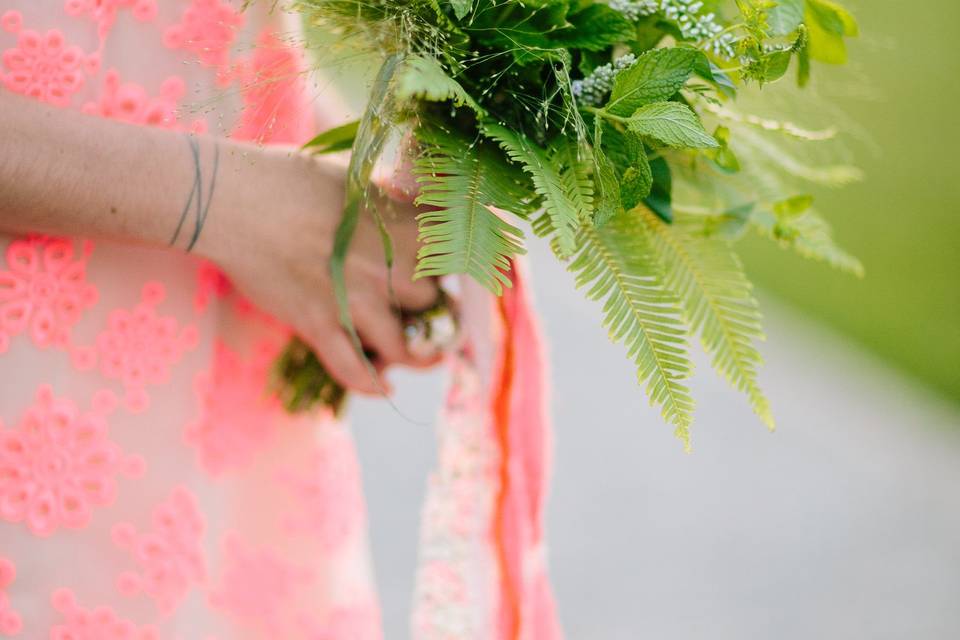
[
  {"left": 557, "top": 4, "right": 635, "bottom": 51},
  {"left": 627, "top": 102, "right": 718, "bottom": 149},
  {"left": 620, "top": 134, "right": 652, "bottom": 209},
  {"left": 593, "top": 147, "right": 623, "bottom": 226},
  {"left": 606, "top": 48, "right": 700, "bottom": 117}
]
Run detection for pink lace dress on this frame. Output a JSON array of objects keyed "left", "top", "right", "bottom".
[{"left": 0, "top": 2, "right": 561, "bottom": 638}]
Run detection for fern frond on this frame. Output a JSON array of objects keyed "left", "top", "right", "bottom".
[
  {"left": 482, "top": 123, "right": 588, "bottom": 256},
  {"left": 742, "top": 208, "right": 865, "bottom": 277},
  {"left": 396, "top": 55, "right": 484, "bottom": 115},
  {"left": 570, "top": 209, "right": 695, "bottom": 447},
  {"left": 641, "top": 208, "right": 775, "bottom": 429},
  {"left": 777, "top": 211, "right": 864, "bottom": 277},
  {"left": 413, "top": 124, "right": 529, "bottom": 294},
  {"left": 550, "top": 137, "right": 595, "bottom": 220}
]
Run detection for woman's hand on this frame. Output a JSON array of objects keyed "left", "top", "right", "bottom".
[{"left": 198, "top": 146, "right": 439, "bottom": 395}]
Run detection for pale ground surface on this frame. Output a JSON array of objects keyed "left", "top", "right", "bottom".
[{"left": 349, "top": 241, "right": 960, "bottom": 639}]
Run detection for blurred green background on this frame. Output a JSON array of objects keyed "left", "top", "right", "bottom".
[{"left": 740, "top": 0, "right": 960, "bottom": 404}]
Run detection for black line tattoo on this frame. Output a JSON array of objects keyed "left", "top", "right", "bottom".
[
  {"left": 170, "top": 135, "right": 200, "bottom": 246},
  {"left": 171, "top": 134, "right": 220, "bottom": 252},
  {"left": 187, "top": 140, "right": 219, "bottom": 252}
]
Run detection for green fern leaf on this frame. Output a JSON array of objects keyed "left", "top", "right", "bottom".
[
  {"left": 550, "top": 137, "right": 595, "bottom": 222},
  {"left": 396, "top": 55, "right": 484, "bottom": 115},
  {"left": 483, "top": 123, "right": 588, "bottom": 256},
  {"left": 746, "top": 208, "right": 865, "bottom": 277},
  {"left": 772, "top": 210, "right": 864, "bottom": 276},
  {"left": 413, "top": 124, "right": 530, "bottom": 294},
  {"left": 641, "top": 208, "right": 775, "bottom": 429},
  {"left": 570, "top": 209, "right": 696, "bottom": 447}
]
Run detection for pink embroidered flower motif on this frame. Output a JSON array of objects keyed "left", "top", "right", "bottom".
[
  {"left": 0, "top": 237, "right": 98, "bottom": 353},
  {"left": 194, "top": 261, "right": 232, "bottom": 313},
  {"left": 94, "top": 282, "right": 199, "bottom": 412},
  {"left": 232, "top": 32, "right": 314, "bottom": 145},
  {"left": 64, "top": 0, "right": 158, "bottom": 42},
  {"left": 208, "top": 533, "right": 313, "bottom": 635},
  {"left": 83, "top": 70, "right": 206, "bottom": 132},
  {"left": 0, "top": 386, "right": 143, "bottom": 537},
  {"left": 112, "top": 486, "right": 206, "bottom": 615},
  {"left": 276, "top": 427, "right": 365, "bottom": 551},
  {"left": 185, "top": 340, "right": 281, "bottom": 476},
  {"left": 1, "top": 13, "right": 87, "bottom": 107},
  {"left": 299, "top": 602, "right": 383, "bottom": 640},
  {"left": 163, "top": 0, "right": 244, "bottom": 70},
  {"left": 49, "top": 588, "right": 160, "bottom": 640},
  {"left": 0, "top": 558, "right": 23, "bottom": 637}
]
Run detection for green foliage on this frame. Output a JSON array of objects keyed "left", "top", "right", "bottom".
[
  {"left": 484, "top": 123, "right": 589, "bottom": 256},
  {"left": 805, "top": 0, "right": 858, "bottom": 64},
  {"left": 329, "top": 53, "right": 402, "bottom": 371},
  {"left": 396, "top": 55, "right": 483, "bottom": 113},
  {"left": 641, "top": 209, "right": 774, "bottom": 428},
  {"left": 413, "top": 123, "right": 531, "bottom": 294},
  {"left": 557, "top": 4, "right": 635, "bottom": 51},
  {"left": 293, "top": 0, "right": 863, "bottom": 446},
  {"left": 767, "top": 0, "right": 805, "bottom": 36},
  {"left": 759, "top": 208, "right": 864, "bottom": 276},
  {"left": 597, "top": 123, "right": 652, "bottom": 213},
  {"left": 448, "top": 0, "right": 472, "bottom": 20},
  {"left": 626, "top": 101, "right": 719, "bottom": 149},
  {"left": 570, "top": 208, "right": 695, "bottom": 447},
  {"left": 606, "top": 48, "right": 701, "bottom": 117}
]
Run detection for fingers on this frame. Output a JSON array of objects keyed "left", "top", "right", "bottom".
[
  {"left": 354, "top": 298, "right": 440, "bottom": 369},
  {"left": 301, "top": 322, "right": 387, "bottom": 396},
  {"left": 395, "top": 274, "right": 440, "bottom": 314}
]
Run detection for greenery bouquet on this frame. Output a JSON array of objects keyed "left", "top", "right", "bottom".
[{"left": 277, "top": 0, "right": 863, "bottom": 448}]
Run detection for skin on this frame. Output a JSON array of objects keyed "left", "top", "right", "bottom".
[{"left": 0, "top": 90, "right": 440, "bottom": 395}]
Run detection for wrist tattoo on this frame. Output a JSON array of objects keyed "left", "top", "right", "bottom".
[{"left": 170, "top": 134, "right": 220, "bottom": 252}]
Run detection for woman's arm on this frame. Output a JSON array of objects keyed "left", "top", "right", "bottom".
[
  {"left": 0, "top": 90, "right": 439, "bottom": 392},
  {"left": 0, "top": 90, "right": 216, "bottom": 249}
]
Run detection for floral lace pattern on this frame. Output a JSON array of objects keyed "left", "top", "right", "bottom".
[
  {"left": 91, "top": 282, "right": 199, "bottom": 412},
  {"left": 0, "top": 17, "right": 88, "bottom": 107},
  {"left": 163, "top": 0, "right": 243, "bottom": 72},
  {"left": 0, "top": 237, "right": 97, "bottom": 353},
  {"left": 50, "top": 588, "right": 160, "bottom": 640},
  {"left": 112, "top": 487, "right": 207, "bottom": 615},
  {"left": 0, "top": 2, "right": 386, "bottom": 637},
  {"left": 0, "top": 385, "right": 143, "bottom": 537}
]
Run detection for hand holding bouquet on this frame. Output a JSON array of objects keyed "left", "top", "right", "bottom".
[{"left": 277, "top": 0, "right": 862, "bottom": 448}]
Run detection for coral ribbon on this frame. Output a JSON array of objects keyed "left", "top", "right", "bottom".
[{"left": 490, "top": 262, "right": 562, "bottom": 640}]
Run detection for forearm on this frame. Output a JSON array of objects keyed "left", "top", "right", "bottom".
[{"left": 0, "top": 90, "right": 260, "bottom": 256}]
